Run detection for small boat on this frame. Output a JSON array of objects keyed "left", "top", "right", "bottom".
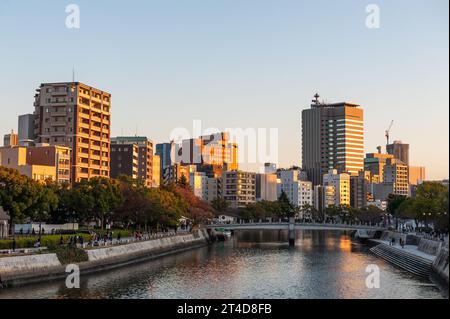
[{"left": 214, "top": 228, "right": 232, "bottom": 241}]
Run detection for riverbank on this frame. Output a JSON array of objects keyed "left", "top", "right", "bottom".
[
  {"left": 367, "top": 231, "right": 449, "bottom": 284},
  {"left": 0, "top": 229, "right": 209, "bottom": 288}
]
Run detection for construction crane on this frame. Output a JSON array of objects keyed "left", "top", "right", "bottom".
[{"left": 385, "top": 120, "right": 394, "bottom": 146}]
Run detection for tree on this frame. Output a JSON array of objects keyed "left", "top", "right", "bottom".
[
  {"left": 357, "top": 205, "right": 384, "bottom": 224},
  {"left": 24, "top": 180, "right": 59, "bottom": 226},
  {"left": 0, "top": 167, "right": 40, "bottom": 235},
  {"left": 211, "top": 198, "right": 230, "bottom": 214},
  {"left": 71, "top": 177, "right": 123, "bottom": 228},
  {"left": 277, "top": 190, "right": 294, "bottom": 218},
  {"left": 387, "top": 194, "right": 407, "bottom": 216}
]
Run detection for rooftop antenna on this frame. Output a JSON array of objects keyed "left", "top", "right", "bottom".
[
  {"left": 312, "top": 93, "right": 320, "bottom": 106},
  {"left": 72, "top": 65, "right": 75, "bottom": 83},
  {"left": 135, "top": 124, "right": 138, "bottom": 137}
]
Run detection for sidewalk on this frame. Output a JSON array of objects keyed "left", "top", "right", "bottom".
[{"left": 370, "top": 239, "right": 436, "bottom": 262}]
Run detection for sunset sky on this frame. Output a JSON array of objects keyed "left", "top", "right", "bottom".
[{"left": 0, "top": 0, "right": 448, "bottom": 179}]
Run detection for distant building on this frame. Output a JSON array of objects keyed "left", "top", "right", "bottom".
[
  {"left": 302, "top": 94, "right": 364, "bottom": 185},
  {"left": 155, "top": 141, "right": 175, "bottom": 171},
  {"left": 221, "top": 170, "right": 256, "bottom": 209},
  {"left": 387, "top": 140, "right": 409, "bottom": 165},
  {"left": 162, "top": 164, "right": 193, "bottom": 185},
  {"left": 3, "top": 130, "right": 18, "bottom": 147},
  {"left": 383, "top": 158, "right": 409, "bottom": 197},
  {"left": 152, "top": 154, "right": 160, "bottom": 187},
  {"left": 323, "top": 169, "right": 350, "bottom": 206},
  {"left": 18, "top": 114, "right": 35, "bottom": 146},
  {"left": 264, "top": 163, "right": 277, "bottom": 174},
  {"left": 205, "top": 177, "right": 221, "bottom": 202},
  {"left": 409, "top": 166, "right": 426, "bottom": 185},
  {"left": 111, "top": 136, "right": 154, "bottom": 187},
  {"left": 256, "top": 173, "right": 278, "bottom": 202},
  {"left": 350, "top": 171, "right": 371, "bottom": 209},
  {"left": 277, "top": 169, "right": 313, "bottom": 208},
  {"left": 314, "top": 185, "right": 335, "bottom": 217},
  {"left": 364, "top": 152, "right": 394, "bottom": 183},
  {"left": 0, "top": 144, "right": 71, "bottom": 183},
  {"left": 367, "top": 199, "right": 387, "bottom": 211},
  {"left": 189, "top": 171, "right": 208, "bottom": 200}
]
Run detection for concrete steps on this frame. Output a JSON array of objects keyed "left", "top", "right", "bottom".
[{"left": 370, "top": 244, "right": 432, "bottom": 278}]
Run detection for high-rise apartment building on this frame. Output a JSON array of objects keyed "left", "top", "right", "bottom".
[
  {"left": 323, "top": 169, "right": 351, "bottom": 206},
  {"left": 33, "top": 82, "right": 111, "bottom": 182},
  {"left": 350, "top": 170, "right": 371, "bottom": 209},
  {"left": 221, "top": 170, "right": 256, "bottom": 209},
  {"left": 387, "top": 140, "right": 409, "bottom": 165},
  {"left": 302, "top": 94, "right": 364, "bottom": 185},
  {"left": 110, "top": 136, "right": 153, "bottom": 187}
]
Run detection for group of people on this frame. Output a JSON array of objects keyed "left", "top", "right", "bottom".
[{"left": 389, "top": 237, "right": 405, "bottom": 248}]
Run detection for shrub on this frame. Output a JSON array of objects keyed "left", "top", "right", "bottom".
[{"left": 51, "top": 246, "right": 88, "bottom": 264}]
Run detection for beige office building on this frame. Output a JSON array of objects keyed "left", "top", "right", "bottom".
[
  {"left": 409, "top": 166, "right": 426, "bottom": 185},
  {"left": 302, "top": 94, "right": 364, "bottom": 185},
  {"left": 33, "top": 82, "right": 111, "bottom": 182}
]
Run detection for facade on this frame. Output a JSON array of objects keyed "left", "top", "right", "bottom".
[
  {"left": 111, "top": 136, "right": 153, "bottom": 187},
  {"left": 323, "top": 169, "right": 351, "bottom": 206},
  {"left": 387, "top": 140, "right": 409, "bottom": 165},
  {"left": 409, "top": 166, "right": 426, "bottom": 185},
  {"left": 33, "top": 82, "right": 111, "bottom": 182},
  {"left": 313, "top": 185, "right": 335, "bottom": 216},
  {"left": 155, "top": 142, "right": 175, "bottom": 171},
  {"left": 302, "top": 95, "right": 364, "bottom": 186},
  {"left": 383, "top": 158, "right": 409, "bottom": 197},
  {"left": 221, "top": 170, "right": 256, "bottom": 209},
  {"left": 3, "top": 130, "right": 18, "bottom": 147},
  {"left": 367, "top": 199, "right": 387, "bottom": 211},
  {"left": 175, "top": 132, "right": 239, "bottom": 177},
  {"left": 0, "top": 145, "right": 70, "bottom": 183},
  {"left": 364, "top": 152, "right": 394, "bottom": 183},
  {"left": 110, "top": 143, "right": 139, "bottom": 180},
  {"left": 152, "top": 154, "right": 160, "bottom": 187},
  {"left": 256, "top": 173, "right": 278, "bottom": 202},
  {"left": 18, "top": 114, "right": 35, "bottom": 146},
  {"left": 189, "top": 171, "right": 208, "bottom": 200},
  {"left": 162, "top": 164, "right": 193, "bottom": 185},
  {"left": 205, "top": 177, "right": 221, "bottom": 202},
  {"left": 350, "top": 171, "right": 370, "bottom": 209},
  {"left": 277, "top": 169, "right": 313, "bottom": 208}
]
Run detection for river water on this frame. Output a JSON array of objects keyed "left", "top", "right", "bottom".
[{"left": 0, "top": 230, "right": 446, "bottom": 299}]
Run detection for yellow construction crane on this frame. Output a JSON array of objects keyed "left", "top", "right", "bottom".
[{"left": 385, "top": 120, "right": 394, "bottom": 146}]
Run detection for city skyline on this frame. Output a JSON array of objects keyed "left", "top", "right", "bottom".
[{"left": 0, "top": 0, "right": 448, "bottom": 179}]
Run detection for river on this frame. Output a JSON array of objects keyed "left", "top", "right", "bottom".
[{"left": 0, "top": 230, "right": 446, "bottom": 299}]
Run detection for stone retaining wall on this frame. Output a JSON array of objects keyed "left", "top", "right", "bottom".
[
  {"left": 417, "top": 238, "right": 442, "bottom": 256},
  {"left": 432, "top": 246, "right": 449, "bottom": 284},
  {"left": 0, "top": 231, "right": 209, "bottom": 288}
]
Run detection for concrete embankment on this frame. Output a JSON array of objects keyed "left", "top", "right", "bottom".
[
  {"left": 368, "top": 231, "right": 449, "bottom": 284},
  {"left": 432, "top": 246, "right": 449, "bottom": 285},
  {"left": 0, "top": 230, "right": 209, "bottom": 288}
]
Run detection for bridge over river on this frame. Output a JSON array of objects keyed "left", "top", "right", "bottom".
[{"left": 205, "top": 221, "right": 386, "bottom": 245}]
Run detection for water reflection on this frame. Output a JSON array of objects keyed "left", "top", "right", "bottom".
[{"left": 0, "top": 230, "right": 445, "bottom": 299}]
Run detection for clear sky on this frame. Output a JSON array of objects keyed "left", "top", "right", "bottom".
[{"left": 0, "top": 0, "right": 448, "bottom": 179}]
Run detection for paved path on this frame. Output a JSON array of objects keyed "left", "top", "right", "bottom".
[{"left": 370, "top": 239, "right": 436, "bottom": 261}]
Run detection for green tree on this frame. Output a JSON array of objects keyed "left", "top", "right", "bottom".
[
  {"left": 211, "top": 197, "right": 230, "bottom": 213},
  {"left": 0, "top": 167, "right": 40, "bottom": 235},
  {"left": 277, "top": 190, "right": 294, "bottom": 218}
]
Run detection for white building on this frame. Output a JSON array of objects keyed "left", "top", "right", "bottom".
[
  {"left": 256, "top": 173, "right": 278, "bottom": 202},
  {"left": 313, "top": 185, "right": 335, "bottom": 214},
  {"left": 277, "top": 169, "right": 313, "bottom": 208},
  {"left": 323, "top": 169, "right": 350, "bottom": 206}
]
